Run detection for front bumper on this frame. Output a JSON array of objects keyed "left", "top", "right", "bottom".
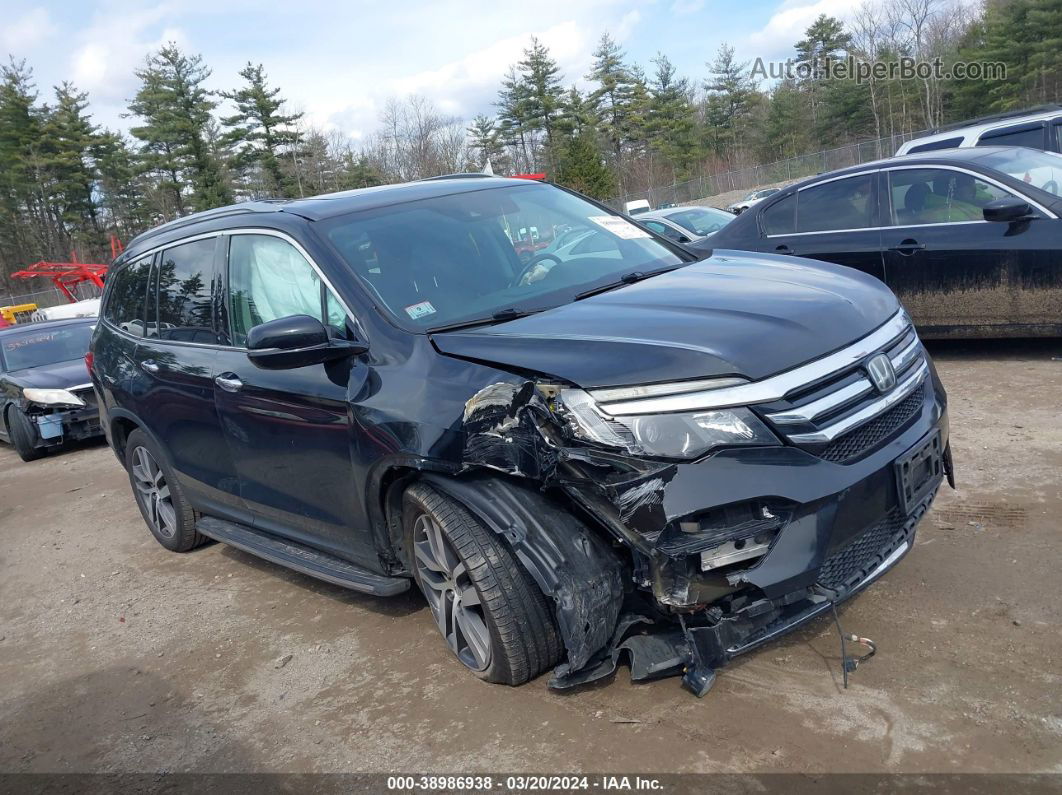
[
  {"left": 25, "top": 404, "right": 102, "bottom": 449},
  {"left": 551, "top": 372, "right": 950, "bottom": 692}
]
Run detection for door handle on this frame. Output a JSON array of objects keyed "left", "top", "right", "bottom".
[
  {"left": 214, "top": 374, "right": 243, "bottom": 393},
  {"left": 140, "top": 360, "right": 159, "bottom": 374},
  {"left": 774, "top": 244, "right": 792, "bottom": 254},
  {"left": 888, "top": 239, "right": 925, "bottom": 255}
]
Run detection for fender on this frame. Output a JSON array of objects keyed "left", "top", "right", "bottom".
[{"left": 421, "top": 472, "right": 625, "bottom": 675}]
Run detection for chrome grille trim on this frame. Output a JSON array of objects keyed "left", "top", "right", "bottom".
[
  {"left": 785, "top": 360, "right": 929, "bottom": 444},
  {"left": 598, "top": 310, "right": 911, "bottom": 416},
  {"left": 768, "top": 336, "right": 925, "bottom": 425}
]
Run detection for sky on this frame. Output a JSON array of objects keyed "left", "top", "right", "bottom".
[{"left": 0, "top": 0, "right": 866, "bottom": 141}]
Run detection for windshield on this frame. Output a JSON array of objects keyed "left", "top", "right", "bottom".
[
  {"left": 1, "top": 323, "right": 94, "bottom": 372},
  {"left": 975, "top": 148, "right": 1062, "bottom": 197},
  {"left": 322, "top": 182, "right": 687, "bottom": 331},
  {"left": 665, "top": 207, "right": 734, "bottom": 236}
]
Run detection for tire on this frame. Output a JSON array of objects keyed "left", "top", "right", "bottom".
[
  {"left": 124, "top": 428, "right": 207, "bottom": 552},
  {"left": 7, "top": 406, "right": 45, "bottom": 462},
  {"left": 403, "top": 483, "right": 563, "bottom": 685}
]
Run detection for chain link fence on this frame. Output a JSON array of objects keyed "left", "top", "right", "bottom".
[
  {"left": 610, "top": 130, "right": 927, "bottom": 209},
  {"left": 0, "top": 282, "right": 102, "bottom": 310}
]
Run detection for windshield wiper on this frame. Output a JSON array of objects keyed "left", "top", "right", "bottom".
[
  {"left": 574, "top": 265, "right": 685, "bottom": 301},
  {"left": 426, "top": 307, "right": 542, "bottom": 334}
]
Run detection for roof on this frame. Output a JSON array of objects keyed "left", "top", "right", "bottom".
[
  {"left": 124, "top": 176, "right": 535, "bottom": 254},
  {"left": 933, "top": 104, "right": 1061, "bottom": 134},
  {"left": 640, "top": 205, "right": 731, "bottom": 221},
  {"left": 0, "top": 316, "right": 96, "bottom": 336},
  {"left": 778, "top": 146, "right": 1040, "bottom": 192}
]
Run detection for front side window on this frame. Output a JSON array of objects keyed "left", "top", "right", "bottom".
[
  {"left": 321, "top": 182, "right": 686, "bottom": 331},
  {"left": 796, "top": 175, "right": 875, "bottom": 233},
  {"left": 644, "top": 220, "right": 686, "bottom": 242},
  {"left": 228, "top": 234, "right": 350, "bottom": 346},
  {"left": 976, "top": 123, "right": 1046, "bottom": 150},
  {"left": 665, "top": 207, "right": 732, "bottom": 236},
  {"left": 156, "top": 238, "right": 217, "bottom": 343},
  {"left": 889, "top": 168, "right": 1013, "bottom": 225},
  {"left": 103, "top": 256, "right": 151, "bottom": 337}
]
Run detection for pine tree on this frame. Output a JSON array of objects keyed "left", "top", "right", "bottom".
[
  {"left": 586, "top": 33, "right": 639, "bottom": 174},
  {"left": 467, "top": 114, "right": 505, "bottom": 171},
  {"left": 647, "top": 54, "right": 698, "bottom": 178},
  {"left": 556, "top": 128, "right": 615, "bottom": 200},
  {"left": 222, "top": 62, "right": 303, "bottom": 198},
  {"left": 496, "top": 66, "right": 535, "bottom": 172},
  {"left": 129, "top": 44, "right": 233, "bottom": 216},
  {"left": 39, "top": 83, "right": 101, "bottom": 239},
  {"left": 518, "top": 37, "right": 565, "bottom": 170},
  {"left": 704, "top": 44, "right": 758, "bottom": 160}
]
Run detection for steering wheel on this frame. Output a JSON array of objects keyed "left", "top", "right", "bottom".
[
  {"left": 514, "top": 253, "right": 563, "bottom": 287},
  {"left": 1043, "top": 179, "right": 1058, "bottom": 196}
]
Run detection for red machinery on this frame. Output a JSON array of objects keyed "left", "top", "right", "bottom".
[{"left": 9, "top": 235, "right": 122, "bottom": 303}]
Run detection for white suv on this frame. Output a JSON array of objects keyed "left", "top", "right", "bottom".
[{"left": 896, "top": 106, "right": 1062, "bottom": 155}]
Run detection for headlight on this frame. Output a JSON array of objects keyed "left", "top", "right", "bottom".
[
  {"left": 558, "top": 388, "right": 778, "bottom": 459},
  {"left": 22, "top": 388, "right": 85, "bottom": 407}
]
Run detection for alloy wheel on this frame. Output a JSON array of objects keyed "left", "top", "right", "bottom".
[
  {"left": 412, "top": 513, "right": 492, "bottom": 672},
  {"left": 130, "top": 446, "right": 177, "bottom": 539}
]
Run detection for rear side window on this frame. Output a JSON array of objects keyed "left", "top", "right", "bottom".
[
  {"left": 796, "top": 175, "right": 875, "bottom": 233},
  {"left": 976, "top": 123, "right": 1046, "bottom": 149},
  {"left": 155, "top": 237, "right": 218, "bottom": 343},
  {"left": 103, "top": 256, "right": 151, "bottom": 337},
  {"left": 907, "top": 137, "right": 963, "bottom": 153},
  {"left": 227, "top": 234, "right": 350, "bottom": 346},
  {"left": 761, "top": 194, "right": 795, "bottom": 235}
]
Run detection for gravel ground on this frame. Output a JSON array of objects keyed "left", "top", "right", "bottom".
[{"left": 1, "top": 339, "right": 1060, "bottom": 775}]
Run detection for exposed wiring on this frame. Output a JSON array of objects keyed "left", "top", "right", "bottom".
[{"left": 830, "top": 601, "right": 877, "bottom": 689}]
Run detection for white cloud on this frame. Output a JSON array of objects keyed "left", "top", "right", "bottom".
[
  {"left": 0, "top": 7, "right": 56, "bottom": 53},
  {"left": 670, "top": 0, "right": 705, "bottom": 15},
  {"left": 614, "top": 9, "right": 643, "bottom": 43},
  {"left": 745, "top": 0, "right": 862, "bottom": 60}
]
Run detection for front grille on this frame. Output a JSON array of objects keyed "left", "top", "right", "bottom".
[
  {"left": 818, "top": 384, "right": 924, "bottom": 463},
  {"left": 762, "top": 317, "right": 929, "bottom": 461},
  {"left": 816, "top": 508, "right": 907, "bottom": 594}
]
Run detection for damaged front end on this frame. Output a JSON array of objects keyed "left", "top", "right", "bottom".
[
  {"left": 15, "top": 386, "right": 101, "bottom": 449},
  {"left": 446, "top": 313, "right": 953, "bottom": 696}
]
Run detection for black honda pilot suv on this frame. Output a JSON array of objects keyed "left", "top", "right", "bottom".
[{"left": 90, "top": 176, "right": 953, "bottom": 695}]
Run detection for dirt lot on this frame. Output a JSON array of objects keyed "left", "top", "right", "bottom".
[{"left": 1, "top": 340, "right": 1060, "bottom": 776}]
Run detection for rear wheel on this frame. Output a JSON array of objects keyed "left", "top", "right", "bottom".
[
  {"left": 403, "top": 483, "right": 562, "bottom": 685},
  {"left": 7, "top": 406, "right": 45, "bottom": 462},
  {"left": 124, "top": 429, "right": 206, "bottom": 552}
]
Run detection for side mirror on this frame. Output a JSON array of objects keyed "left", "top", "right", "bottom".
[
  {"left": 246, "top": 314, "right": 368, "bottom": 370},
  {"left": 677, "top": 235, "right": 692, "bottom": 244},
  {"left": 983, "top": 197, "right": 1033, "bottom": 223}
]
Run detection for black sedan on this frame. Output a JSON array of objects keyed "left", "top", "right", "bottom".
[
  {"left": 695, "top": 146, "right": 1062, "bottom": 338},
  {"left": 0, "top": 317, "right": 101, "bottom": 461}
]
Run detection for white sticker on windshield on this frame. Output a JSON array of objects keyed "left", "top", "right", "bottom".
[
  {"left": 404, "top": 300, "right": 436, "bottom": 319},
  {"left": 588, "top": 215, "right": 651, "bottom": 239}
]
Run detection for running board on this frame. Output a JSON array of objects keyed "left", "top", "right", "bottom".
[{"left": 196, "top": 517, "right": 410, "bottom": 596}]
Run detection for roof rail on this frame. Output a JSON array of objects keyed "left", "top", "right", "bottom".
[
  {"left": 124, "top": 202, "right": 286, "bottom": 252},
  {"left": 933, "top": 104, "right": 1062, "bottom": 134},
  {"left": 418, "top": 173, "right": 498, "bottom": 181}
]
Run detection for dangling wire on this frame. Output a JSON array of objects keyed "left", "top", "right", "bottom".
[{"left": 830, "top": 601, "right": 877, "bottom": 689}]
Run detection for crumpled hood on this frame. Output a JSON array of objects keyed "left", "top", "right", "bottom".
[
  {"left": 7, "top": 359, "right": 91, "bottom": 390},
  {"left": 431, "top": 252, "right": 899, "bottom": 388}
]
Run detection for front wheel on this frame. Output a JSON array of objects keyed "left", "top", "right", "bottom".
[
  {"left": 7, "top": 406, "right": 45, "bottom": 462},
  {"left": 124, "top": 428, "right": 207, "bottom": 552},
  {"left": 403, "top": 483, "right": 563, "bottom": 685}
]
